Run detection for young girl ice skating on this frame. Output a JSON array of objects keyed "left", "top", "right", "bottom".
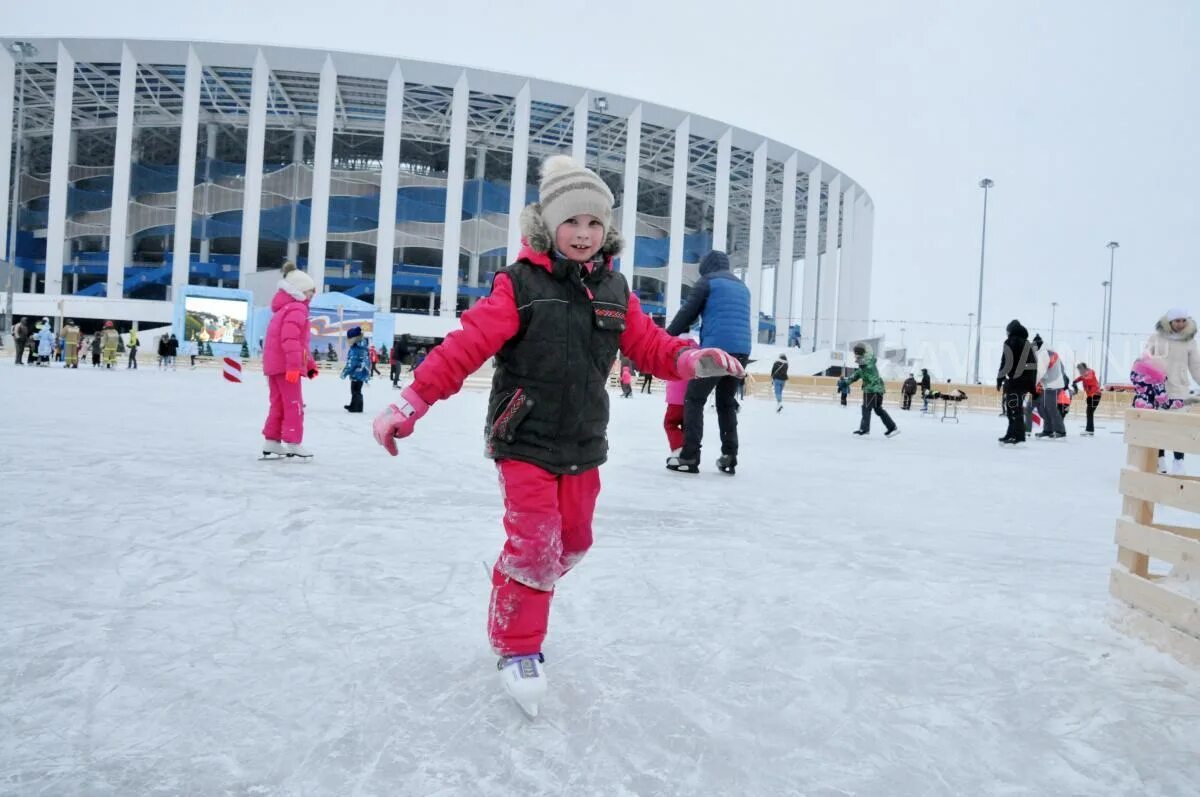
[
  {"left": 371, "top": 156, "right": 744, "bottom": 716},
  {"left": 261, "top": 262, "right": 319, "bottom": 458}
]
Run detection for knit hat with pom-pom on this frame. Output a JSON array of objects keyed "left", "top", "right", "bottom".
[
  {"left": 280, "top": 261, "right": 315, "bottom": 299},
  {"left": 537, "top": 155, "right": 614, "bottom": 235}
]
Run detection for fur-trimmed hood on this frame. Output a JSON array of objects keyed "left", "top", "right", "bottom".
[
  {"left": 518, "top": 204, "right": 624, "bottom": 260},
  {"left": 1154, "top": 314, "right": 1197, "bottom": 342}
]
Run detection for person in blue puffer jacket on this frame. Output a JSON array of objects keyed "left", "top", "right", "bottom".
[
  {"left": 340, "top": 326, "right": 373, "bottom": 413},
  {"left": 664, "top": 250, "right": 752, "bottom": 475}
]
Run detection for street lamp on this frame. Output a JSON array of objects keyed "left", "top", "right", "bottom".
[
  {"left": 1101, "top": 280, "right": 1111, "bottom": 377},
  {"left": 4, "top": 40, "right": 38, "bottom": 336},
  {"left": 972, "top": 178, "right": 994, "bottom": 384},
  {"left": 1050, "top": 301, "right": 1058, "bottom": 349},
  {"left": 965, "top": 312, "right": 974, "bottom": 382},
  {"left": 900, "top": 327, "right": 906, "bottom": 348},
  {"left": 1102, "top": 241, "right": 1119, "bottom": 385}
]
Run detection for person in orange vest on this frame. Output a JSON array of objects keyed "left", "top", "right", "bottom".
[{"left": 1072, "top": 362, "right": 1102, "bottom": 435}]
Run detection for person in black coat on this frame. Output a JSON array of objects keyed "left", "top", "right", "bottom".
[
  {"left": 919, "top": 368, "right": 932, "bottom": 411},
  {"left": 996, "top": 319, "right": 1038, "bottom": 444},
  {"left": 900, "top": 374, "right": 918, "bottom": 410}
]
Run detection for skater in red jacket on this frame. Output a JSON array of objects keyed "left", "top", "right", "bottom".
[{"left": 371, "top": 155, "right": 744, "bottom": 716}]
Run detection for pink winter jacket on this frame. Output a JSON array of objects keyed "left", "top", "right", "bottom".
[{"left": 262, "top": 287, "right": 315, "bottom": 376}]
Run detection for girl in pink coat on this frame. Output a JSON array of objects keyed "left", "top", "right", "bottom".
[
  {"left": 369, "top": 155, "right": 744, "bottom": 717},
  {"left": 620, "top": 363, "right": 633, "bottom": 397},
  {"left": 261, "top": 262, "right": 319, "bottom": 458}
]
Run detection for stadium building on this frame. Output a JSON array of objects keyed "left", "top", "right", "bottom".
[{"left": 1, "top": 37, "right": 873, "bottom": 355}]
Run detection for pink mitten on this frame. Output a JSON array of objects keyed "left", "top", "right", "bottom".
[
  {"left": 676, "top": 347, "right": 745, "bottom": 380},
  {"left": 372, "top": 386, "right": 430, "bottom": 456}
]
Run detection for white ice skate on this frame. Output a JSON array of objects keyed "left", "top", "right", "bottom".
[
  {"left": 1157, "top": 456, "right": 1168, "bottom": 474},
  {"left": 498, "top": 653, "right": 547, "bottom": 718},
  {"left": 285, "top": 442, "right": 313, "bottom": 459},
  {"left": 1170, "top": 458, "right": 1185, "bottom": 477},
  {"left": 260, "top": 439, "right": 285, "bottom": 459}
]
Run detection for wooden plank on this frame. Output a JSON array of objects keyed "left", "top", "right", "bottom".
[
  {"left": 1126, "top": 407, "right": 1200, "bottom": 428},
  {"left": 1114, "top": 607, "right": 1200, "bottom": 668},
  {"left": 1125, "top": 416, "right": 1200, "bottom": 455},
  {"left": 1119, "top": 468, "right": 1200, "bottom": 515},
  {"left": 1110, "top": 567, "right": 1200, "bottom": 637},
  {"left": 1156, "top": 522, "right": 1200, "bottom": 542},
  {"left": 1114, "top": 517, "right": 1200, "bottom": 567}
]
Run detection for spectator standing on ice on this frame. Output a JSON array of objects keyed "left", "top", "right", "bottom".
[
  {"left": 62, "top": 319, "right": 80, "bottom": 368},
  {"left": 664, "top": 249, "right": 751, "bottom": 475},
  {"left": 770, "top": 353, "right": 789, "bottom": 413},
  {"left": 1072, "top": 362, "right": 1102, "bottom": 436},
  {"left": 12, "top": 317, "right": 29, "bottom": 365},
  {"left": 848, "top": 343, "right": 899, "bottom": 437},
  {"left": 996, "top": 319, "right": 1038, "bottom": 445},
  {"left": 340, "top": 326, "right": 372, "bottom": 413},
  {"left": 101, "top": 321, "right": 120, "bottom": 368},
  {"left": 127, "top": 328, "right": 139, "bottom": 369},
  {"left": 1032, "top": 334, "right": 1067, "bottom": 439},
  {"left": 167, "top": 334, "right": 179, "bottom": 369},
  {"left": 1143, "top": 308, "right": 1200, "bottom": 475},
  {"left": 261, "top": 262, "right": 320, "bottom": 459},
  {"left": 901, "top": 373, "right": 918, "bottom": 410},
  {"left": 370, "top": 155, "right": 743, "bottom": 717},
  {"left": 35, "top": 319, "right": 54, "bottom": 366},
  {"left": 919, "top": 368, "right": 932, "bottom": 412}
]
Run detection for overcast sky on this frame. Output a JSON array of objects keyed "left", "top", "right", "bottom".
[{"left": 5, "top": 0, "right": 1198, "bottom": 375}]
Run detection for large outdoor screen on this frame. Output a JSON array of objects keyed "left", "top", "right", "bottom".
[{"left": 184, "top": 296, "right": 248, "bottom": 345}]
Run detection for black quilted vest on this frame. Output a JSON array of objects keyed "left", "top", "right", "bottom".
[{"left": 485, "top": 255, "right": 630, "bottom": 474}]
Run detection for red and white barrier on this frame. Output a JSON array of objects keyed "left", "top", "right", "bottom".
[{"left": 222, "top": 357, "right": 243, "bottom": 383}]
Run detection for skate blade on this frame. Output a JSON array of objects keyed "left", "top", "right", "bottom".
[{"left": 511, "top": 696, "right": 540, "bottom": 718}]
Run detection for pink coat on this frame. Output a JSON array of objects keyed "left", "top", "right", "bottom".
[
  {"left": 620, "top": 366, "right": 633, "bottom": 385},
  {"left": 262, "top": 286, "right": 315, "bottom": 376},
  {"left": 665, "top": 378, "right": 688, "bottom": 405}
]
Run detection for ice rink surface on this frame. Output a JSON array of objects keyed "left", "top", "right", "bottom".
[{"left": 2, "top": 362, "right": 1198, "bottom": 796}]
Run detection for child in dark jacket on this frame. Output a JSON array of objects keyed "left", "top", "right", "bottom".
[
  {"left": 370, "top": 155, "right": 744, "bottom": 717},
  {"left": 340, "top": 326, "right": 372, "bottom": 413}
]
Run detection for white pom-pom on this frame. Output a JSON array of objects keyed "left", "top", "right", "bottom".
[{"left": 541, "top": 155, "right": 579, "bottom": 180}]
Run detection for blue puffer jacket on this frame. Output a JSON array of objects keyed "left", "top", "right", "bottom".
[
  {"left": 665, "top": 251, "right": 751, "bottom": 355},
  {"left": 341, "top": 339, "right": 372, "bottom": 382}
]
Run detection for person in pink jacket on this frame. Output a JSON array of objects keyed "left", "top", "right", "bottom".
[
  {"left": 370, "top": 155, "right": 744, "bottom": 717},
  {"left": 261, "top": 262, "right": 319, "bottom": 458},
  {"left": 620, "top": 363, "right": 633, "bottom": 397},
  {"left": 663, "top": 336, "right": 695, "bottom": 458}
]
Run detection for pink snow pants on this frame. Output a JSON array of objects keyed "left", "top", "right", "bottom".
[
  {"left": 489, "top": 459, "right": 601, "bottom": 656},
  {"left": 262, "top": 374, "right": 305, "bottom": 444}
]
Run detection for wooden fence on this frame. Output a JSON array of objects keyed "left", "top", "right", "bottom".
[{"left": 1110, "top": 408, "right": 1200, "bottom": 666}]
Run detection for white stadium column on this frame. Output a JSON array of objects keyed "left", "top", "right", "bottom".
[
  {"left": 712, "top": 129, "right": 731, "bottom": 252},
  {"left": 774, "top": 151, "right": 797, "bottom": 336},
  {"left": 45, "top": 43, "right": 76, "bottom": 296},
  {"left": 466, "top": 144, "right": 486, "bottom": 293},
  {"left": 440, "top": 71, "right": 468, "bottom": 316},
  {"left": 0, "top": 49, "right": 14, "bottom": 267},
  {"left": 665, "top": 115, "right": 689, "bottom": 320},
  {"left": 835, "top": 186, "right": 857, "bottom": 346},
  {"left": 505, "top": 82, "right": 531, "bottom": 266},
  {"left": 200, "top": 123, "right": 217, "bottom": 265},
  {"left": 853, "top": 195, "right": 874, "bottom": 345},
  {"left": 617, "top": 104, "right": 641, "bottom": 275},
  {"left": 800, "top": 164, "right": 822, "bottom": 351},
  {"left": 374, "top": 62, "right": 404, "bottom": 312},
  {"left": 572, "top": 92, "right": 588, "bottom": 164},
  {"left": 239, "top": 49, "right": 269, "bottom": 286},
  {"left": 169, "top": 46, "right": 201, "bottom": 299},
  {"left": 108, "top": 45, "right": 138, "bottom": 299},
  {"left": 307, "top": 55, "right": 337, "bottom": 293},
  {"left": 746, "top": 140, "right": 768, "bottom": 339},
  {"left": 818, "top": 174, "right": 842, "bottom": 350}
]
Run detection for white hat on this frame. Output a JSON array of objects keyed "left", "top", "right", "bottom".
[
  {"left": 279, "top": 261, "right": 315, "bottom": 299},
  {"left": 537, "top": 155, "right": 614, "bottom": 234},
  {"left": 1166, "top": 307, "right": 1190, "bottom": 322}
]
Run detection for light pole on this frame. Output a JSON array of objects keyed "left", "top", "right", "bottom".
[
  {"left": 1102, "top": 241, "right": 1119, "bottom": 385},
  {"left": 965, "top": 312, "right": 974, "bottom": 382},
  {"left": 900, "top": 327, "right": 906, "bottom": 348},
  {"left": 4, "top": 40, "right": 37, "bottom": 337},
  {"left": 972, "top": 178, "right": 993, "bottom": 384},
  {"left": 1050, "top": 301, "right": 1058, "bottom": 349},
  {"left": 1100, "top": 280, "right": 1111, "bottom": 380}
]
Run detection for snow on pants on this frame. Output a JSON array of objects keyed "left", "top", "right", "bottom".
[
  {"left": 663, "top": 403, "right": 685, "bottom": 452},
  {"left": 262, "top": 374, "right": 305, "bottom": 443},
  {"left": 489, "top": 459, "right": 601, "bottom": 656}
]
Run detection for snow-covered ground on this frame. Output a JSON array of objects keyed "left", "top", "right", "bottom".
[{"left": 2, "top": 361, "right": 1198, "bottom": 796}]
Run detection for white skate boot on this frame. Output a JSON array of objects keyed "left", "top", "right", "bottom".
[
  {"left": 1170, "top": 458, "right": 1185, "bottom": 477},
  {"left": 1157, "top": 456, "right": 1168, "bottom": 474},
  {"left": 285, "top": 442, "right": 313, "bottom": 459},
  {"left": 261, "top": 439, "right": 285, "bottom": 459},
  {"left": 498, "top": 653, "right": 547, "bottom": 718}
]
